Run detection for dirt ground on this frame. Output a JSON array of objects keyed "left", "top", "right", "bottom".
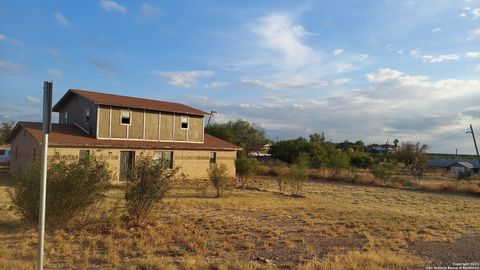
[{"left": 0, "top": 175, "right": 479, "bottom": 269}]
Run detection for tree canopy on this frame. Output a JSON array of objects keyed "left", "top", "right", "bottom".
[
  {"left": 205, "top": 119, "right": 270, "bottom": 156},
  {"left": 0, "top": 122, "right": 14, "bottom": 145}
]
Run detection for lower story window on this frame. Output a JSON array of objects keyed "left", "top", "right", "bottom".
[
  {"left": 79, "top": 149, "right": 90, "bottom": 160},
  {"left": 154, "top": 151, "right": 173, "bottom": 168},
  {"left": 210, "top": 152, "right": 217, "bottom": 164}
]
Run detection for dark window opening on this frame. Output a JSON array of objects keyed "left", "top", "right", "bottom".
[
  {"left": 180, "top": 116, "right": 188, "bottom": 129},
  {"left": 15, "top": 147, "right": 18, "bottom": 161},
  {"left": 210, "top": 152, "right": 217, "bottom": 164},
  {"left": 84, "top": 108, "right": 90, "bottom": 124},
  {"left": 33, "top": 148, "right": 36, "bottom": 160},
  {"left": 121, "top": 110, "right": 130, "bottom": 125}
]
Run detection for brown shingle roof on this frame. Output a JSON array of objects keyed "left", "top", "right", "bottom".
[
  {"left": 9, "top": 122, "right": 241, "bottom": 151},
  {"left": 52, "top": 89, "right": 209, "bottom": 116}
]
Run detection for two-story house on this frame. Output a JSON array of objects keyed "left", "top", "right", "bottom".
[{"left": 6, "top": 89, "right": 240, "bottom": 180}]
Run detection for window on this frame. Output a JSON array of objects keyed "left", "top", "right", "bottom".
[
  {"left": 180, "top": 116, "right": 188, "bottom": 129},
  {"left": 15, "top": 147, "right": 18, "bottom": 161},
  {"left": 210, "top": 152, "right": 217, "bottom": 164},
  {"left": 63, "top": 111, "right": 69, "bottom": 124},
  {"left": 121, "top": 109, "right": 130, "bottom": 125},
  {"left": 84, "top": 109, "right": 90, "bottom": 124},
  {"left": 79, "top": 150, "right": 90, "bottom": 160},
  {"left": 33, "top": 148, "right": 36, "bottom": 160},
  {"left": 154, "top": 151, "right": 173, "bottom": 168}
]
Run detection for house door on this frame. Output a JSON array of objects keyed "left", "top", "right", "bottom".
[{"left": 119, "top": 151, "right": 135, "bottom": 181}]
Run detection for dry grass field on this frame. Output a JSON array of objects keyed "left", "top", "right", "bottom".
[{"left": 1, "top": 174, "right": 479, "bottom": 269}]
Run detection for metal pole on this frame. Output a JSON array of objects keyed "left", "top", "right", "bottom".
[
  {"left": 469, "top": 124, "right": 480, "bottom": 173},
  {"left": 38, "top": 81, "right": 52, "bottom": 270}
]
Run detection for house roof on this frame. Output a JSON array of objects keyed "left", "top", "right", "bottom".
[
  {"left": 427, "top": 158, "right": 479, "bottom": 169},
  {"left": 52, "top": 89, "right": 209, "bottom": 116},
  {"left": 6, "top": 122, "right": 241, "bottom": 151},
  {"left": 453, "top": 162, "right": 474, "bottom": 169}
]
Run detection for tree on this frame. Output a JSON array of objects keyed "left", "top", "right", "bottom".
[
  {"left": 394, "top": 142, "right": 428, "bottom": 171},
  {"left": 288, "top": 153, "right": 310, "bottom": 196},
  {"left": 124, "top": 157, "right": 179, "bottom": 226},
  {"left": 205, "top": 119, "right": 270, "bottom": 156},
  {"left": 0, "top": 121, "right": 14, "bottom": 145}
]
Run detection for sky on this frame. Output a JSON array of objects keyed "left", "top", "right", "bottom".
[{"left": 1, "top": 0, "right": 480, "bottom": 154}]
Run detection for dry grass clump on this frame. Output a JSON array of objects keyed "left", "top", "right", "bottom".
[
  {"left": 298, "top": 250, "right": 425, "bottom": 270},
  {"left": 418, "top": 181, "right": 480, "bottom": 194}
]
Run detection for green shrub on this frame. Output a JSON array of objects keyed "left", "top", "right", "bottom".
[
  {"left": 288, "top": 165, "right": 309, "bottom": 195},
  {"left": 235, "top": 157, "right": 258, "bottom": 187},
  {"left": 208, "top": 163, "right": 229, "bottom": 197},
  {"left": 124, "top": 157, "right": 178, "bottom": 226},
  {"left": 457, "top": 171, "right": 472, "bottom": 181},
  {"left": 10, "top": 155, "right": 111, "bottom": 229},
  {"left": 370, "top": 162, "right": 396, "bottom": 184}
]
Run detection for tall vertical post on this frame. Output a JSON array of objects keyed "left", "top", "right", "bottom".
[
  {"left": 38, "top": 81, "right": 52, "bottom": 270},
  {"left": 469, "top": 124, "right": 480, "bottom": 174}
]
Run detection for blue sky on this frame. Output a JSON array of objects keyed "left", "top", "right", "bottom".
[{"left": 1, "top": 0, "right": 480, "bottom": 154}]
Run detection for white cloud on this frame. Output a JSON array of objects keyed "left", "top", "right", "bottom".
[
  {"left": 432, "top": 27, "right": 442, "bottom": 33},
  {"left": 359, "top": 54, "right": 369, "bottom": 60},
  {"left": 468, "top": 28, "right": 480, "bottom": 40},
  {"left": 204, "top": 81, "right": 228, "bottom": 89},
  {"left": 53, "top": 11, "right": 69, "bottom": 27},
  {"left": 410, "top": 49, "right": 460, "bottom": 63},
  {"left": 465, "top": 51, "right": 480, "bottom": 58},
  {"left": 0, "top": 60, "right": 27, "bottom": 72},
  {"left": 476, "top": 64, "right": 480, "bottom": 72},
  {"left": 48, "top": 69, "right": 63, "bottom": 78},
  {"left": 472, "top": 8, "right": 480, "bottom": 19},
  {"left": 334, "top": 63, "right": 353, "bottom": 73},
  {"left": 139, "top": 3, "right": 161, "bottom": 18},
  {"left": 252, "top": 12, "right": 314, "bottom": 69},
  {"left": 241, "top": 75, "right": 327, "bottom": 90},
  {"left": 332, "top": 78, "right": 351, "bottom": 85},
  {"left": 333, "top": 49, "right": 344, "bottom": 56},
  {"left": 151, "top": 70, "right": 214, "bottom": 88},
  {"left": 100, "top": 0, "right": 127, "bottom": 13},
  {"left": 0, "top": 33, "right": 23, "bottom": 47},
  {"left": 366, "top": 68, "right": 403, "bottom": 83},
  {"left": 26, "top": 96, "right": 40, "bottom": 105}
]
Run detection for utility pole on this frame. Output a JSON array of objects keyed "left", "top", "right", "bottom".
[
  {"left": 206, "top": 110, "right": 217, "bottom": 127},
  {"left": 467, "top": 124, "right": 480, "bottom": 174},
  {"left": 38, "top": 81, "right": 52, "bottom": 270}
]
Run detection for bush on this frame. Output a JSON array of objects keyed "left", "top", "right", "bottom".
[
  {"left": 457, "top": 171, "right": 472, "bottom": 180},
  {"left": 124, "top": 157, "right": 178, "bottom": 226},
  {"left": 235, "top": 157, "right": 258, "bottom": 187},
  {"left": 10, "top": 155, "right": 111, "bottom": 229},
  {"left": 274, "top": 166, "right": 289, "bottom": 193},
  {"left": 208, "top": 163, "right": 229, "bottom": 197},
  {"left": 370, "top": 162, "right": 396, "bottom": 184},
  {"left": 288, "top": 165, "right": 308, "bottom": 195}
]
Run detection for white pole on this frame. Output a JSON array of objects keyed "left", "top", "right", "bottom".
[
  {"left": 38, "top": 81, "right": 52, "bottom": 270},
  {"left": 38, "top": 133, "right": 48, "bottom": 270}
]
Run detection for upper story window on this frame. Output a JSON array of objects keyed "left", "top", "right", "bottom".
[
  {"left": 180, "top": 116, "right": 188, "bottom": 129},
  {"left": 63, "top": 112, "right": 69, "bottom": 124},
  {"left": 84, "top": 108, "right": 90, "bottom": 124},
  {"left": 121, "top": 109, "right": 130, "bottom": 125}
]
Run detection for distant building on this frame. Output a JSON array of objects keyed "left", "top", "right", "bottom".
[
  {"left": 248, "top": 143, "right": 271, "bottom": 158},
  {"left": 370, "top": 143, "right": 397, "bottom": 154},
  {"left": 427, "top": 158, "right": 479, "bottom": 174}
]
